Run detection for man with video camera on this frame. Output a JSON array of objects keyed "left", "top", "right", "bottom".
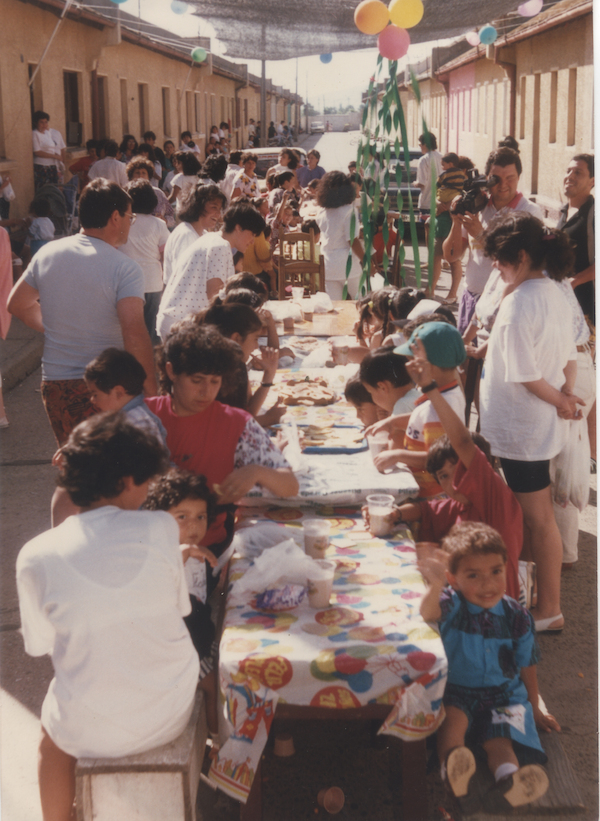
[{"left": 442, "top": 146, "right": 542, "bottom": 333}]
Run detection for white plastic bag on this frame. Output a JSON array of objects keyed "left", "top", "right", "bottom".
[
  {"left": 551, "top": 420, "right": 590, "bottom": 512},
  {"left": 232, "top": 538, "right": 317, "bottom": 596},
  {"left": 312, "top": 291, "right": 334, "bottom": 314}
]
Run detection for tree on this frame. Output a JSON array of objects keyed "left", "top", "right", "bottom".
[{"left": 303, "top": 103, "right": 320, "bottom": 116}]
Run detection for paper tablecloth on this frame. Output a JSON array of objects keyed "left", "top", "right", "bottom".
[{"left": 209, "top": 514, "right": 447, "bottom": 802}]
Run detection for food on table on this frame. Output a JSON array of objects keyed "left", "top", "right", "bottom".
[{"left": 278, "top": 376, "right": 336, "bottom": 406}]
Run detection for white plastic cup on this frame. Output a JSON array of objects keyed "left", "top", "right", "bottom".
[
  {"left": 307, "top": 559, "right": 336, "bottom": 608},
  {"left": 331, "top": 336, "right": 352, "bottom": 365},
  {"left": 283, "top": 315, "right": 294, "bottom": 332},
  {"left": 367, "top": 431, "right": 389, "bottom": 458},
  {"left": 303, "top": 519, "right": 331, "bottom": 558},
  {"left": 292, "top": 286, "right": 304, "bottom": 302},
  {"left": 366, "top": 493, "right": 395, "bottom": 537}
]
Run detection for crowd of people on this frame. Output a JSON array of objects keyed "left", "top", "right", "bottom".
[{"left": 0, "top": 113, "right": 595, "bottom": 819}]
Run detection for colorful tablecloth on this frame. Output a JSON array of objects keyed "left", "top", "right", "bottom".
[{"left": 209, "top": 511, "right": 447, "bottom": 803}]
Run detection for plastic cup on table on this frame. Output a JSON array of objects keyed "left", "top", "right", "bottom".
[
  {"left": 317, "top": 786, "right": 345, "bottom": 814},
  {"left": 303, "top": 519, "right": 331, "bottom": 558},
  {"left": 307, "top": 559, "right": 336, "bottom": 608},
  {"left": 367, "top": 430, "right": 389, "bottom": 457},
  {"left": 283, "top": 315, "right": 294, "bottom": 332},
  {"left": 331, "top": 336, "right": 352, "bottom": 365},
  {"left": 291, "top": 286, "right": 304, "bottom": 302},
  {"left": 366, "top": 493, "right": 395, "bottom": 537}
]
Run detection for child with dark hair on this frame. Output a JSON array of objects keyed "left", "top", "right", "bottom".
[
  {"left": 143, "top": 468, "right": 220, "bottom": 733},
  {"left": 344, "top": 376, "right": 379, "bottom": 428},
  {"left": 25, "top": 196, "right": 55, "bottom": 258},
  {"left": 121, "top": 180, "right": 170, "bottom": 343},
  {"left": 17, "top": 413, "right": 198, "bottom": 821},
  {"left": 419, "top": 521, "right": 557, "bottom": 813},
  {"left": 365, "top": 335, "right": 522, "bottom": 600}
]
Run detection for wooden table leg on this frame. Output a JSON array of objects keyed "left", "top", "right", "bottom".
[
  {"left": 239, "top": 757, "right": 262, "bottom": 821},
  {"left": 401, "top": 739, "right": 428, "bottom": 821}
]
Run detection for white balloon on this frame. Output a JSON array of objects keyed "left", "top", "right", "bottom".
[
  {"left": 465, "top": 30, "right": 480, "bottom": 46},
  {"left": 518, "top": 0, "right": 543, "bottom": 17}
]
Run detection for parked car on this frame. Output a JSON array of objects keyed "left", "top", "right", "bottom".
[
  {"left": 310, "top": 121, "right": 325, "bottom": 134},
  {"left": 250, "top": 146, "right": 308, "bottom": 180}
]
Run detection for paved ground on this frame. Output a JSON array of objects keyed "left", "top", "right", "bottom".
[{"left": 0, "top": 146, "right": 596, "bottom": 819}]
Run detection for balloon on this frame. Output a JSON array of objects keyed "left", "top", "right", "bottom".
[
  {"left": 191, "top": 47, "right": 207, "bottom": 63},
  {"left": 171, "top": 0, "right": 188, "bottom": 13},
  {"left": 518, "top": 0, "right": 543, "bottom": 16},
  {"left": 478, "top": 24, "right": 497, "bottom": 45},
  {"left": 354, "top": 0, "right": 390, "bottom": 35},
  {"left": 320, "top": 53, "right": 333, "bottom": 64},
  {"left": 388, "top": 0, "right": 424, "bottom": 29},
  {"left": 377, "top": 25, "right": 410, "bottom": 60},
  {"left": 465, "top": 30, "right": 480, "bottom": 46}
]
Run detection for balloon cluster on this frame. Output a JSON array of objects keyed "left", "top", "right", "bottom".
[{"left": 354, "top": 0, "right": 424, "bottom": 61}]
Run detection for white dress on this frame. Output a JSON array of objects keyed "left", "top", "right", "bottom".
[
  {"left": 16, "top": 508, "right": 199, "bottom": 759},
  {"left": 315, "top": 203, "right": 362, "bottom": 300}
]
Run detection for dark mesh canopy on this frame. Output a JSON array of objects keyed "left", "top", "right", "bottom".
[{"left": 187, "top": 0, "right": 526, "bottom": 59}]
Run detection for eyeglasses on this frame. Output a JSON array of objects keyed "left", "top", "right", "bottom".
[{"left": 124, "top": 213, "right": 136, "bottom": 224}]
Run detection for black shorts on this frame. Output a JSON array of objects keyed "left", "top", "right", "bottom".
[{"left": 500, "top": 457, "right": 551, "bottom": 493}]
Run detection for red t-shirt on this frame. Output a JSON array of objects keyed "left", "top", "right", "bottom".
[
  {"left": 418, "top": 446, "right": 522, "bottom": 599},
  {"left": 68, "top": 155, "right": 95, "bottom": 188},
  {"left": 145, "top": 396, "right": 249, "bottom": 546},
  {"left": 373, "top": 228, "right": 398, "bottom": 266}
]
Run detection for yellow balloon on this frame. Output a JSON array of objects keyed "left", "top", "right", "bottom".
[
  {"left": 354, "top": 0, "right": 390, "bottom": 35},
  {"left": 388, "top": 0, "right": 424, "bottom": 28}
]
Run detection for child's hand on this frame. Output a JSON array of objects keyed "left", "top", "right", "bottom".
[
  {"left": 362, "top": 503, "right": 399, "bottom": 533},
  {"left": 533, "top": 706, "right": 561, "bottom": 733},
  {"left": 364, "top": 417, "right": 393, "bottom": 438},
  {"left": 180, "top": 544, "right": 218, "bottom": 567},
  {"left": 260, "top": 403, "right": 286, "bottom": 428},
  {"left": 373, "top": 449, "right": 400, "bottom": 473},
  {"left": 416, "top": 546, "right": 448, "bottom": 588},
  {"left": 259, "top": 346, "right": 279, "bottom": 381},
  {"left": 405, "top": 337, "right": 435, "bottom": 387}
]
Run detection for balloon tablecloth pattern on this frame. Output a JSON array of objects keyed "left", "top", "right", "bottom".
[{"left": 209, "top": 515, "right": 447, "bottom": 802}]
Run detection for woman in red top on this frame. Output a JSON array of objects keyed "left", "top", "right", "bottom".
[{"left": 146, "top": 322, "right": 298, "bottom": 550}]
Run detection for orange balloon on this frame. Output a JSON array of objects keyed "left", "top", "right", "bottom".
[
  {"left": 354, "top": 0, "right": 390, "bottom": 34},
  {"left": 388, "top": 0, "right": 424, "bottom": 29}
]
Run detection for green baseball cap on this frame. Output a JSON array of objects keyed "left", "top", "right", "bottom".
[{"left": 394, "top": 321, "right": 466, "bottom": 368}]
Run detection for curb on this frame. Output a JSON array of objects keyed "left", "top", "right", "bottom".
[{"left": 2, "top": 336, "right": 43, "bottom": 392}]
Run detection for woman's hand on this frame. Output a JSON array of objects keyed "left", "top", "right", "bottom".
[
  {"left": 217, "top": 465, "right": 261, "bottom": 504},
  {"left": 180, "top": 544, "right": 218, "bottom": 567}
]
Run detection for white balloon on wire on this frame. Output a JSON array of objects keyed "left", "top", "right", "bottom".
[{"left": 518, "top": 0, "right": 543, "bottom": 17}]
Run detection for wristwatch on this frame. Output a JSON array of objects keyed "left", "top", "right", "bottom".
[{"left": 421, "top": 380, "right": 438, "bottom": 393}]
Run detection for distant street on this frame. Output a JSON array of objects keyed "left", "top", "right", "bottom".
[{"left": 299, "top": 130, "right": 361, "bottom": 173}]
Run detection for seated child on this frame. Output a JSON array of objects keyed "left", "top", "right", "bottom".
[
  {"left": 419, "top": 522, "right": 559, "bottom": 813},
  {"left": 143, "top": 468, "right": 220, "bottom": 734},
  {"left": 84, "top": 347, "right": 167, "bottom": 445},
  {"left": 17, "top": 414, "right": 198, "bottom": 821},
  {"left": 26, "top": 196, "right": 55, "bottom": 258},
  {"left": 344, "top": 376, "right": 380, "bottom": 428},
  {"left": 365, "top": 337, "right": 522, "bottom": 599},
  {"left": 365, "top": 321, "right": 466, "bottom": 496},
  {"left": 359, "top": 348, "right": 420, "bottom": 470}
]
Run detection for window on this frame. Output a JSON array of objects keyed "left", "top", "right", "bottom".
[
  {"left": 97, "top": 76, "right": 109, "bottom": 139},
  {"left": 29, "top": 64, "right": 43, "bottom": 124},
  {"left": 186, "top": 90, "right": 193, "bottom": 133},
  {"left": 567, "top": 68, "right": 577, "bottom": 146},
  {"left": 244, "top": 98, "right": 248, "bottom": 126},
  {"left": 519, "top": 76, "right": 526, "bottom": 140},
  {"left": 548, "top": 71, "right": 558, "bottom": 144},
  {"left": 162, "top": 87, "right": 171, "bottom": 137},
  {"left": 120, "top": 79, "right": 129, "bottom": 134},
  {"left": 195, "top": 92, "right": 201, "bottom": 134},
  {"left": 63, "top": 71, "right": 81, "bottom": 146},
  {"left": 138, "top": 83, "right": 149, "bottom": 136}
]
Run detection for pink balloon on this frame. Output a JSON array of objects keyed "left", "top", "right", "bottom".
[
  {"left": 465, "top": 30, "right": 480, "bottom": 46},
  {"left": 518, "top": 0, "right": 543, "bottom": 16},
  {"left": 377, "top": 25, "right": 410, "bottom": 61}
]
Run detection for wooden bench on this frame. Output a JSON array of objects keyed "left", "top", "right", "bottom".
[
  {"left": 465, "top": 732, "right": 585, "bottom": 818},
  {"left": 75, "top": 688, "right": 207, "bottom": 821}
]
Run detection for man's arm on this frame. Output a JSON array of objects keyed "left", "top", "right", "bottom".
[
  {"left": 7, "top": 277, "right": 44, "bottom": 333},
  {"left": 116, "top": 297, "right": 157, "bottom": 395}
]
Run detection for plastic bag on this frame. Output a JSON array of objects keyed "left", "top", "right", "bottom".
[
  {"left": 232, "top": 538, "right": 319, "bottom": 596},
  {"left": 312, "top": 291, "right": 333, "bottom": 314},
  {"left": 551, "top": 420, "right": 590, "bottom": 512}
]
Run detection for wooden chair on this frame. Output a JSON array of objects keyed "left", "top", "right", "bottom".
[{"left": 277, "top": 229, "right": 325, "bottom": 299}]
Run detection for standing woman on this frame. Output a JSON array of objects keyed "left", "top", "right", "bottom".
[
  {"left": 32, "top": 111, "right": 61, "bottom": 191},
  {"left": 479, "top": 212, "right": 582, "bottom": 634},
  {"left": 119, "top": 135, "right": 139, "bottom": 164},
  {"left": 315, "top": 171, "right": 370, "bottom": 300}
]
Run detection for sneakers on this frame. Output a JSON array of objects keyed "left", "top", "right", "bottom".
[{"left": 483, "top": 764, "right": 549, "bottom": 812}]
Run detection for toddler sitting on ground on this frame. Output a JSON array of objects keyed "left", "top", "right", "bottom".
[{"left": 419, "top": 521, "right": 559, "bottom": 813}]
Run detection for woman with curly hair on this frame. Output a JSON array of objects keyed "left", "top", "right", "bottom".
[
  {"left": 315, "top": 171, "right": 370, "bottom": 299},
  {"left": 119, "top": 134, "right": 139, "bottom": 164}
]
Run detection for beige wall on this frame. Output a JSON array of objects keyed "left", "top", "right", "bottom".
[{"left": 0, "top": 0, "right": 297, "bottom": 217}]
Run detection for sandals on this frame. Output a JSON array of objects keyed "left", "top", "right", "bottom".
[
  {"left": 445, "top": 746, "right": 477, "bottom": 800},
  {"left": 483, "top": 765, "right": 549, "bottom": 812},
  {"left": 442, "top": 297, "right": 458, "bottom": 306},
  {"left": 534, "top": 613, "right": 564, "bottom": 633}
]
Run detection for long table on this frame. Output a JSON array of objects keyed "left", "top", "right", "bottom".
[
  {"left": 209, "top": 512, "right": 447, "bottom": 820},
  {"left": 273, "top": 299, "right": 359, "bottom": 337}
]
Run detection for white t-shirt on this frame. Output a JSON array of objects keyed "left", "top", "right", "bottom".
[
  {"left": 88, "top": 157, "right": 128, "bottom": 187},
  {"left": 32, "top": 129, "right": 58, "bottom": 166},
  {"left": 24, "top": 234, "right": 144, "bottom": 380},
  {"left": 29, "top": 217, "right": 55, "bottom": 242},
  {"left": 16, "top": 508, "right": 199, "bottom": 759},
  {"left": 393, "top": 387, "right": 420, "bottom": 416},
  {"left": 171, "top": 173, "right": 199, "bottom": 204},
  {"left": 119, "top": 213, "right": 170, "bottom": 293},
  {"left": 462, "top": 195, "right": 543, "bottom": 295},
  {"left": 416, "top": 150, "right": 442, "bottom": 209},
  {"left": 480, "top": 277, "right": 577, "bottom": 461},
  {"left": 157, "top": 231, "right": 234, "bottom": 340},
  {"left": 221, "top": 164, "right": 241, "bottom": 202},
  {"left": 163, "top": 222, "right": 202, "bottom": 285}
]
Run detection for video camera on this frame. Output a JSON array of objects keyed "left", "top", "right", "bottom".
[{"left": 451, "top": 170, "right": 500, "bottom": 216}]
